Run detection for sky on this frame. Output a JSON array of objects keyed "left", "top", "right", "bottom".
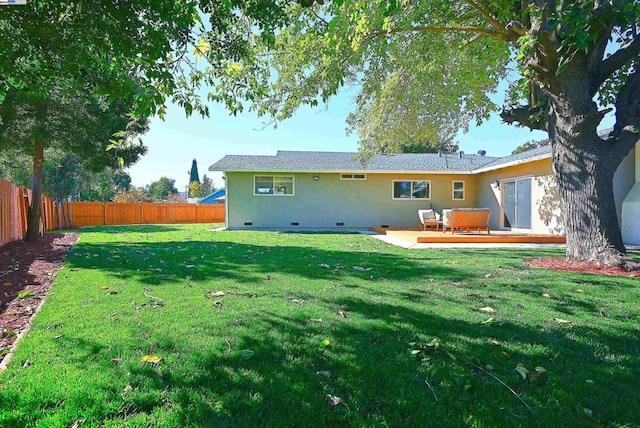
[{"left": 127, "top": 86, "right": 548, "bottom": 194}]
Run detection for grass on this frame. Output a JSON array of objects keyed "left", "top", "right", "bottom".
[{"left": 1, "top": 224, "right": 639, "bottom": 427}]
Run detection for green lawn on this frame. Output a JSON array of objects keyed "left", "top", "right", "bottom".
[{"left": 1, "top": 224, "right": 639, "bottom": 427}]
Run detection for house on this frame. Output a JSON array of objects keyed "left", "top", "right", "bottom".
[
  {"left": 198, "top": 189, "right": 226, "bottom": 204},
  {"left": 209, "top": 144, "right": 638, "bottom": 244}
]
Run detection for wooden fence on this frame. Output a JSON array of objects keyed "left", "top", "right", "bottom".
[
  {"left": 0, "top": 179, "right": 57, "bottom": 247},
  {"left": 67, "top": 202, "right": 225, "bottom": 226},
  {"left": 1, "top": 179, "right": 225, "bottom": 247}
]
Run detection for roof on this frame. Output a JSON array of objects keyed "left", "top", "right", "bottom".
[
  {"left": 198, "top": 189, "right": 225, "bottom": 204},
  {"left": 472, "top": 145, "right": 551, "bottom": 173},
  {"left": 209, "top": 150, "right": 501, "bottom": 174}
]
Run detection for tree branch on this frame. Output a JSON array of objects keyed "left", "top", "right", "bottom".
[
  {"left": 591, "top": 36, "right": 640, "bottom": 95},
  {"left": 500, "top": 104, "right": 548, "bottom": 131},
  {"left": 464, "top": 0, "right": 505, "bottom": 30},
  {"left": 370, "top": 25, "right": 506, "bottom": 40},
  {"left": 601, "top": 67, "right": 640, "bottom": 163}
]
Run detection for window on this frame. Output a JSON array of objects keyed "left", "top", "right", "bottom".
[
  {"left": 254, "top": 175, "right": 294, "bottom": 196},
  {"left": 452, "top": 181, "right": 465, "bottom": 200},
  {"left": 340, "top": 173, "right": 367, "bottom": 180},
  {"left": 392, "top": 180, "right": 430, "bottom": 200}
]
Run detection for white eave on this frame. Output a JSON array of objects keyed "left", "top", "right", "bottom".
[
  {"left": 470, "top": 152, "right": 552, "bottom": 174},
  {"left": 211, "top": 168, "right": 478, "bottom": 175}
]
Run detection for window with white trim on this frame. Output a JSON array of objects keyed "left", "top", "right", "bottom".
[
  {"left": 452, "top": 181, "right": 465, "bottom": 200},
  {"left": 340, "top": 173, "right": 367, "bottom": 180},
  {"left": 254, "top": 175, "right": 294, "bottom": 196},
  {"left": 392, "top": 180, "right": 430, "bottom": 200}
]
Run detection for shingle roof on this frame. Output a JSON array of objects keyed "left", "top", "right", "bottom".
[
  {"left": 209, "top": 150, "right": 500, "bottom": 174},
  {"left": 472, "top": 145, "right": 551, "bottom": 171}
]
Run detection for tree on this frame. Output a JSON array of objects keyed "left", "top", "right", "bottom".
[
  {"left": 0, "top": 87, "right": 148, "bottom": 239},
  {"left": 188, "top": 159, "right": 201, "bottom": 197},
  {"left": 148, "top": 177, "right": 179, "bottom": 202},
  {"left": 201, "top": 175, "right": 215, "bottom": 196},
  {"left": 189, "top": 181, "right": 203, "bottom": 199},
  {"left": 188, "top": 174, "right": 215, "bottom": 199},
  {"left": 189, "top": 159, "right": 200, "bottom": 184},
  {"left": 240, "top": 1, "right": 640, "bottom": 269},
  {"left": 0, "top": 147, "right": 138, "bottom": 203},
  {"left": 0, "top": 0, "right": 295, "bottom": 241},
  {"left": 512, "top": 139, "right": 550, "bottom": 156},
  {"left": 165, "top": 192, "right": 188, "bottom": 204},
  {"left": 79, "top": 169, "right": 134, "bottom": 202},
  {"left": 113, "top": 188, "right": 154, "bottom": 203}
]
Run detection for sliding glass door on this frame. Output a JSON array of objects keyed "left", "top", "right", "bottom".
[{"left": 503, "top": 178, "right": 532, "bottom": 229}]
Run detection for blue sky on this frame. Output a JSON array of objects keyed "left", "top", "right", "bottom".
[{"left": 127, "top": 87, "right": 548, "bottom": 193}]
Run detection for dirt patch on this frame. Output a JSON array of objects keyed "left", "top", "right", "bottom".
[
  {"left": 526, "top": 257, "right": 640, "bottom": 277},
  {"left": 0, "top": 233, "right": 79, "bottom": 364}
]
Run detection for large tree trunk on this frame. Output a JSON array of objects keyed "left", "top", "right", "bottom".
[
  {"left": 546, "top": 62, "right": 635, "bottom": 268},
  {"left": 25, "top": 139, "right": 44, "bottom": 242},
  {"left": 551, "top": 137, "right": 627, "bottom": 266}
]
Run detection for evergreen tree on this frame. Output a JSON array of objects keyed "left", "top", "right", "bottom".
[{"left": 189, "top": 159, "right": 200, "bottom": 184}]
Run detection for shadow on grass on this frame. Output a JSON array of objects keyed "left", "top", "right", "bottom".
[
  {"left": 33, "top": 298, "right": 640, "bottom": 427},
  {"left": 3, "top": 227, "right": 638, "bottom": 426},
  {"left": 66, "top": 239, "right": 473, "bottom": 285}
]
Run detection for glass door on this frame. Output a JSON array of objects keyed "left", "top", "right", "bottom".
[{"left": 503, "top": 178, "right": 532, "bottom": 229}]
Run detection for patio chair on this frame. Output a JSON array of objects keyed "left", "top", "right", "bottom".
[{"left": 418, "top": 209, "right": 442, "bottom": 231}]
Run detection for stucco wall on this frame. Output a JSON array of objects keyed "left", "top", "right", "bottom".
[
  {"left": 226, "top": 172, "right": 476, "bottom": 229},
  {"left": 475, "top": 148, "right": 635, "bottom": 235},
  {"left": 476, "top": 159, "right": 562, "bottom": 234},
  {"left": 223, "top": 146, "right": 636, "bottom": 233}
]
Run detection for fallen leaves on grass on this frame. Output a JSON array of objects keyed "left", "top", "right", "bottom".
[
  {"left": 141, "top": 355, "right": 162, "bottom": 364},
  {"left": 515, "top": 364, "right": 548, "bottom": 384},
  {"left": 325, "top": 394, "right": 344, "bottom": 406},
  {"left": 205, "top": 291, "right": 225, "bottom": 298}
]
